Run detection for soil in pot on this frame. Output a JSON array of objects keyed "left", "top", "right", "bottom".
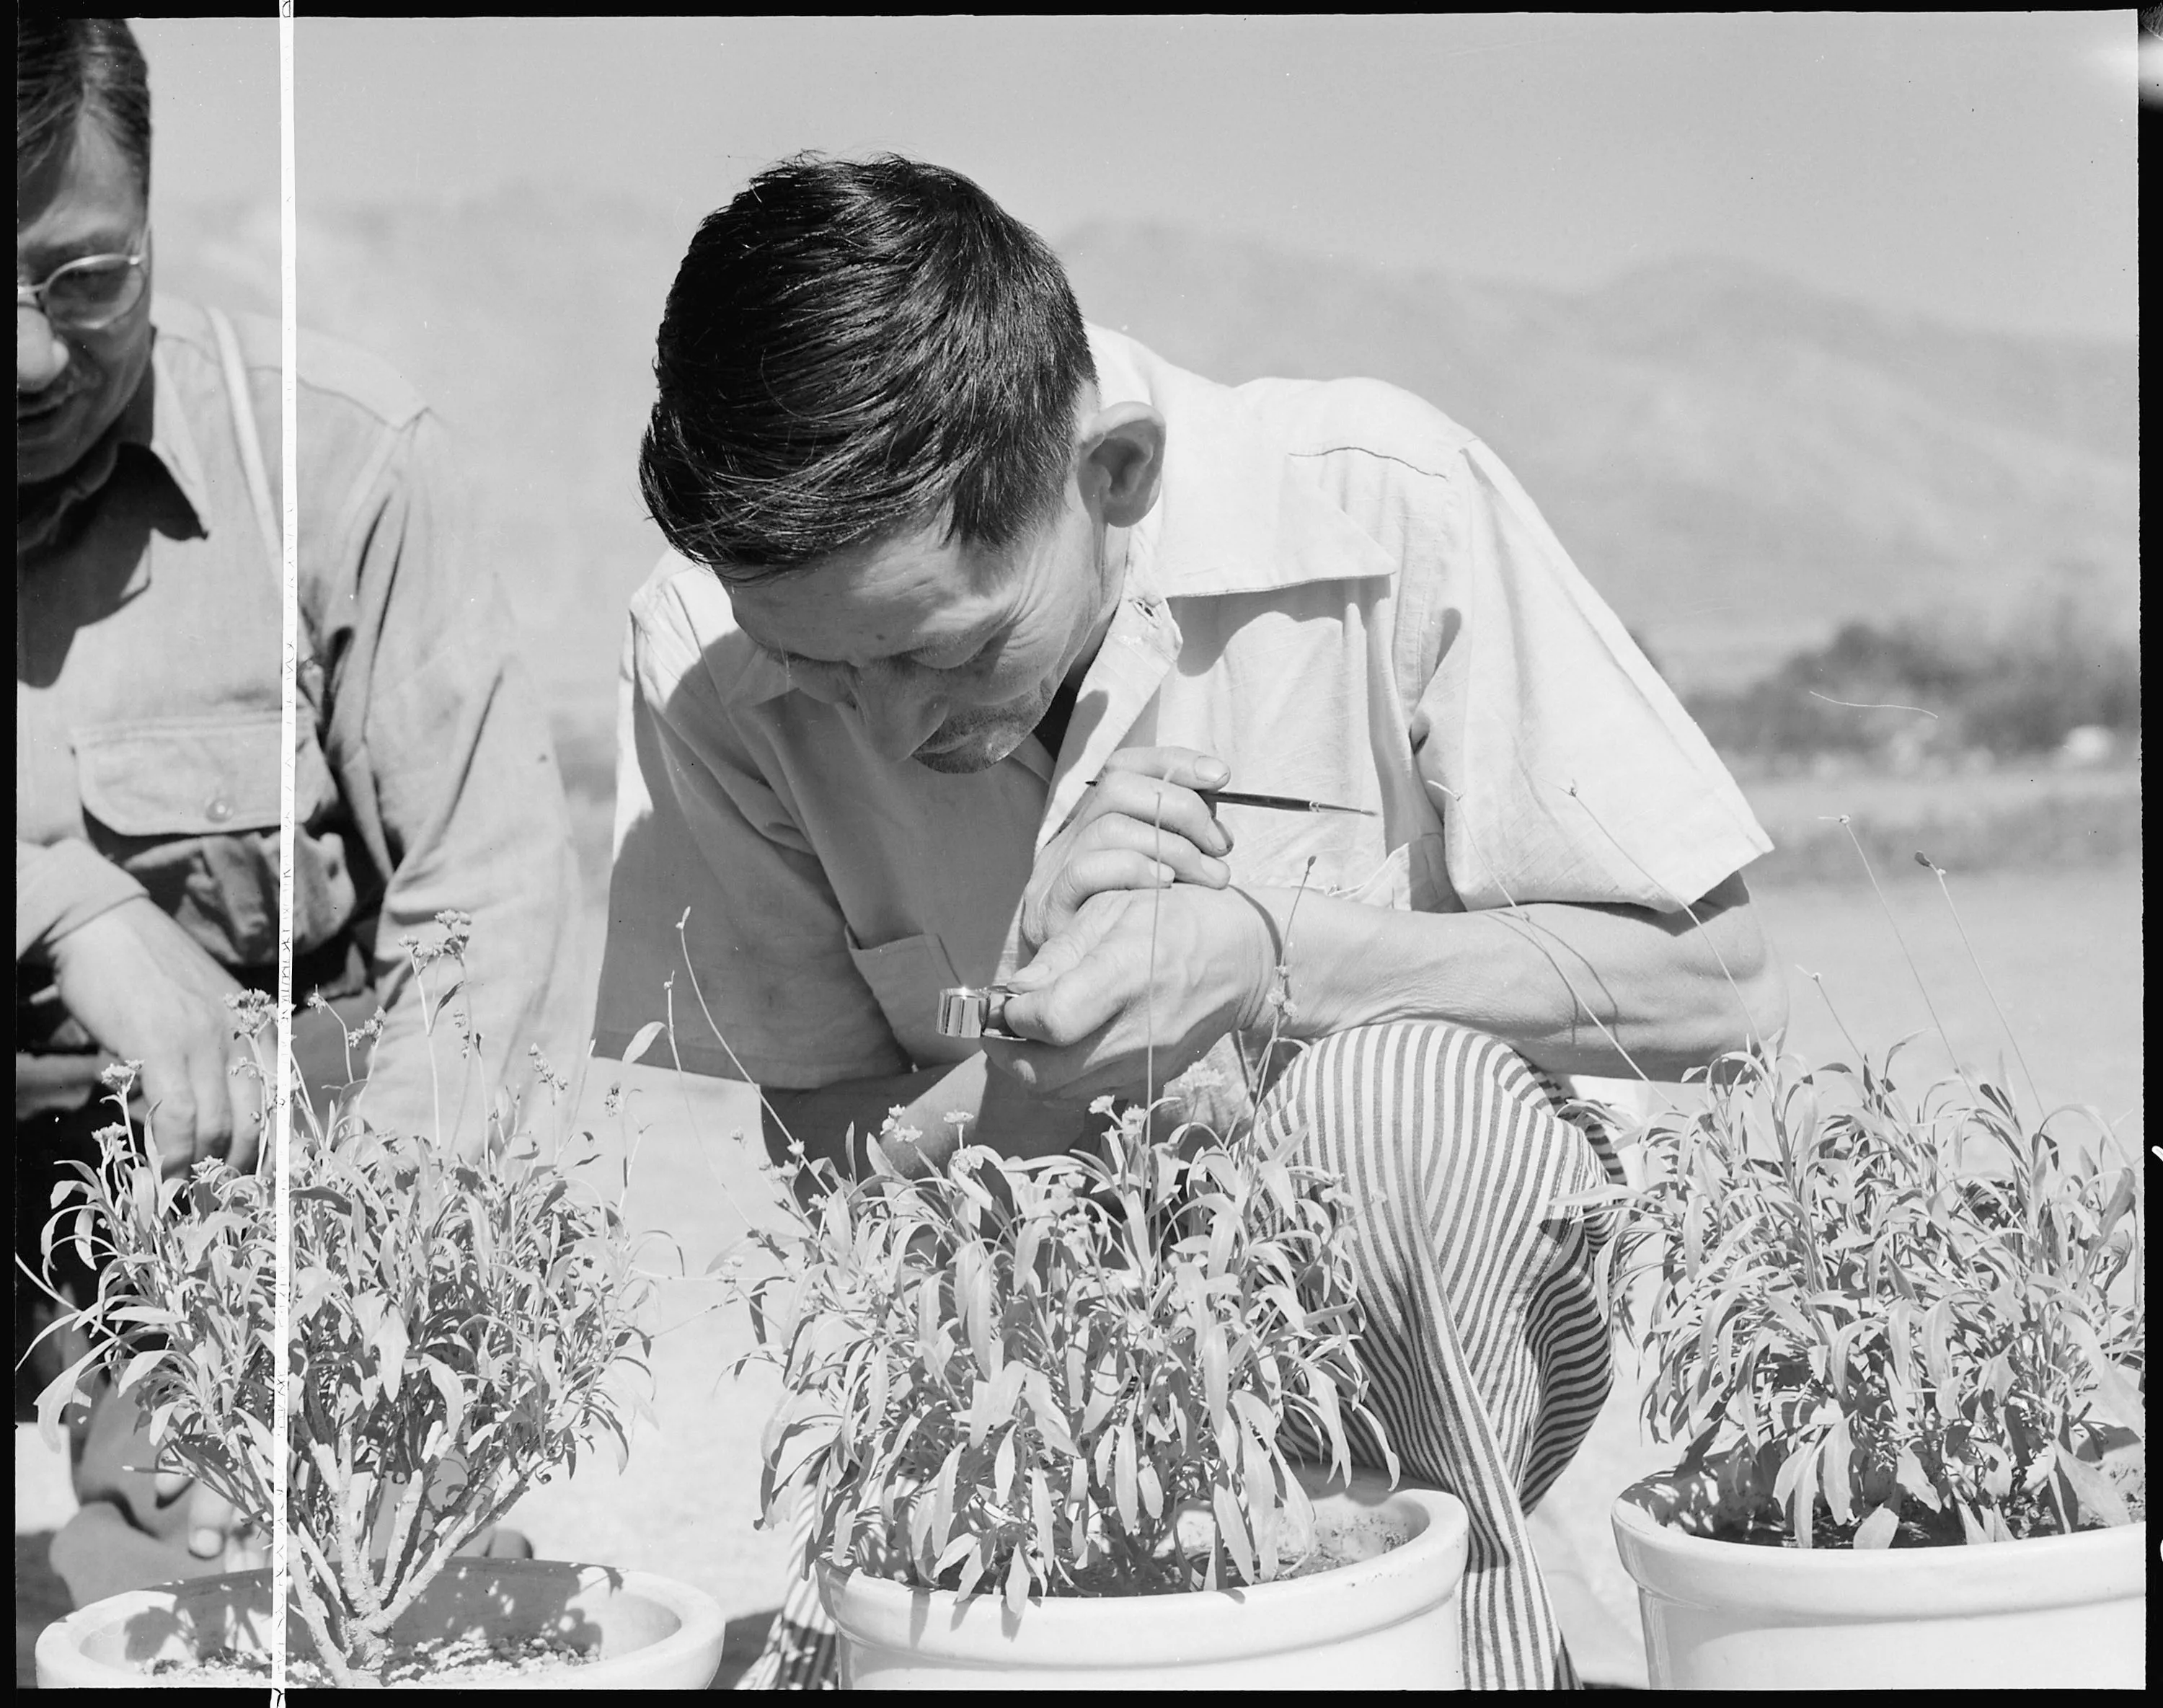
[
  {"left": 143, "top": 1632, "right": 602, "bottom": 1686},
  {"left": 1040, "top": 1497, "right": 1415, "bottom": 1597}
]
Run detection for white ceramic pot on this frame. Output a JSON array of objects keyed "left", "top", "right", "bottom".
[
  {"left": 818, "top": 1466, "right": 1467, "bottom": 1689},
  {"left": 1611, "top": 1474, "right": 2146, "bottom": 1689},
  {"left": 35, "top": 1557, "right": 727, "bottom": 1689}
]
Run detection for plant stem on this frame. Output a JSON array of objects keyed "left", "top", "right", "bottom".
[
  {"left": 1430, "top": 781, "right": 1659, "bottom": 1087},
  {"left": 1921, "top": 858, "right": 2045, "bottom": 1116},
  {"left": 1557, "top": 778, "right": 1765, "bottom": 1051},
  {"left": 1826, "top": 817, "right": 1973, "bottom": 1092}
]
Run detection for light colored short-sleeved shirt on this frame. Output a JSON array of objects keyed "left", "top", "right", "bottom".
[{"left": 596, "top": 327, "right": 1771, "bottom": 1089}]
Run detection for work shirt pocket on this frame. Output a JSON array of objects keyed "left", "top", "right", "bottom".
[
  {"left": 846, "top": 929, "right": 972, "bottom": 1073},
  {"left": 75, "top": 712, "right": 286, "bottom": 835},
  {"left": 72, "top": 712, "right": 348, "bottom": 968}
]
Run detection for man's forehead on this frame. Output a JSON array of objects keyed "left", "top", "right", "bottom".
[
  {"left": 727, "top": 525, "right": 1005, "bottom": 657},
  {"left": 17, "top": 112, "right": 144, "bottom": 255}
]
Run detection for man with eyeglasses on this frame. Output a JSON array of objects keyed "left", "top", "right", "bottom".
[{"left": 17, "top": 19, "right": 580, "bottom": 1606}]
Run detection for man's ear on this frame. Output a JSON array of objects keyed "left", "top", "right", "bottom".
[{"left": 1077, "top": 402, "right": 1166, "bottom": 529}]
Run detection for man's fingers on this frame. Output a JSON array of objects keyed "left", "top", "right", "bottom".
[
  {"left": 1074, "top": 815, "right": 1231, "bottom": 885},
  {"left": 1083, "top": 772, "right": 1232, "bottom": 857},
  {"left": 1025, "top": 832, "right": 1239, "bottom": 946},
  {"left": 1100, "top": 745, "right": 1232, "bottom": 792},
  {"left": 184, "top": 1037, "right": 237, "bottom": 1168},
  {"left": 1002, "top": 913, "right": 1133, "bottom": 1048}
]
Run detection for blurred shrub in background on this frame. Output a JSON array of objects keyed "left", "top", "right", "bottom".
[{"left": 1686, "top": 571, "right": 2139, "bottom": 767}]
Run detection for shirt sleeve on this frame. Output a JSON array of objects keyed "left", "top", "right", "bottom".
[
  {"left": 1410, "top": 439, "right": 1772, "bottom": 913},
  {"left": 15, "top": 838, "right": 149, "bottom": 964},
  {"left": 309, "top": 408, "right": 589, "bottom": 1149},
  {"left": 593, "top": 578, "right": 914, "bottom": 1089}
]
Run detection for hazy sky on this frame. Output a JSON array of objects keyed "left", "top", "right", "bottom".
[{"left": 138, "top": 13, "right": 2136, "bottom": 340}]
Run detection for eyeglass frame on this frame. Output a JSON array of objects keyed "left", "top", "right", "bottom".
[{"left": 16, "top": 231, "right": 152, "bottom": 332}]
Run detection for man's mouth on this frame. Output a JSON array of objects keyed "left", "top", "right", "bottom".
[{"left": 17, "top": 389, "right": 78, "bottom": 430}]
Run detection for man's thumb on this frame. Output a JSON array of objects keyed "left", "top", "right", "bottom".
[{"left": 187, "top": 1480, "right": 238, "bottom": 1558}]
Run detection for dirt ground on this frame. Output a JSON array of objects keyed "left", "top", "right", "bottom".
[{"left": 14, "top": 859, "right": 2141, "bottom": 1688}]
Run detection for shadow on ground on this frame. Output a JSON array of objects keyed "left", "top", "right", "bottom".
[{"left": 709, "top": 1609, "right": 778, "bottom": 1689}]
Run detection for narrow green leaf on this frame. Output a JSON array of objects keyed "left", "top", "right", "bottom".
[
  {"left": 1113, "top": 1420, "right": 1138, "bottom": 1534},
  {"left": 1213, "top": 1482, "right": 1255, "bottom": 1583}
]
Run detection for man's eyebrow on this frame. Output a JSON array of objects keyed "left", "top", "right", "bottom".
[
  {"left": 746, "top": 622, "right": 999, "bottom": 673},
  {"left": 18, "top": 223, "right": 142, "bottom": 269}
]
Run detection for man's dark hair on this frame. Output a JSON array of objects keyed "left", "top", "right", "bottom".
[
  {"left": 640, "top": 154, "right": 1098, "bottom": 583},
  {"left": 17, "top": 18, "right": 151, "bottom": 195}
]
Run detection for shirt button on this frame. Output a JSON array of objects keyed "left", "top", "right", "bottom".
[{"left": 205, "top": 796, "right": 234, "bottom": 824}]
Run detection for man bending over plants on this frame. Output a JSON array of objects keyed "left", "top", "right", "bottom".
[{"left": 598, "top": 153, "right": 1787, "bottom": 1689}]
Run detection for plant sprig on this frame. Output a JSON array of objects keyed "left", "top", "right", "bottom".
[
  {"left": 1597, "top": 1044, "right": 2144, "bottom": 1550},
  {"left": 723, "top": 1097, "right": 1397, "bottom": 1614}
]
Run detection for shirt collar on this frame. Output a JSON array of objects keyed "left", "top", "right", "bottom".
[
  {"left": 1087, "top": 324, "right": 1398, "bottom": 601},
  {"left": 143, "top": 315, "right": 216, "bottom": 532},
  {"left": 14, "top": 320, "right": 213, "bottom": 559}
]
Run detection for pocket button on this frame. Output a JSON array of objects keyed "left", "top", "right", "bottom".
[{"left": 205, "top": 795, "right": 234, "bottom": 824}]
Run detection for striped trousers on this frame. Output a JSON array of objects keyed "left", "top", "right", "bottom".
[{"left": 740, "top": 1021, "right": 1623, "bottom": 1690}]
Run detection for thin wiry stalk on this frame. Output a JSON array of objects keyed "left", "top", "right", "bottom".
[
  {"left": 1431, "top": 780, "right": 1660, "bottom": 1088},
  {"left": 1795, "top": 965, "right": 1866, "bottom": 1064},
  {"left": 675, "top": 907, "right": 806, "bottom": 1158},
  {"left": 1916, "top": 853, "right": 2045, "bottom": 1116},
  {"left": 1554, "top": 777, "right": 1765, "bottom": 1051},
  {"left": 1146, "top": 796, "right": 1163, "bottom": 1115},
  {"left": 1826, "top": 816, "right": 1972, "bottom": 1089}
]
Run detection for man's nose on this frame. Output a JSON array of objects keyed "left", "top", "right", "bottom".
[
  {"left": 852, "top": 671, "right": 944, "bottom": 762},
  {"left": 17, "top": 304, "right": 72, "bottom": 393}
]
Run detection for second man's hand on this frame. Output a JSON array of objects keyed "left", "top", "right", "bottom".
[{"left": 45, "top": 897, "right": 262, "bottom": 1175}]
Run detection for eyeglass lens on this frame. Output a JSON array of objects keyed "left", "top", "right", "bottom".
[{"left": 35, "top": 257, "right": 146, "bottom": 329}]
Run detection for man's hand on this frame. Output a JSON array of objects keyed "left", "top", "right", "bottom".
[
  {"left": 153, "top": 1466, "right": 265, "bottom": 1573},
  {"left": 986, "top": 884, "right": 1278, "bottom": 1106},
  {"left": 1019, "top": 747, "right": 1236, "bottom": 951},
  {"left": 46, "top": 898, "right": 261, "bottom": 1174}
]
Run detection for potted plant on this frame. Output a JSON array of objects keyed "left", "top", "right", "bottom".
[
  {"left": 31, "top": 916, "right": 727, "bottom": 1688},
  {"left": 1588, "top": 1035, "right": 2146, "bottom": 1689},
  {"left": 723, "top": 1085, "right": 1471, "bottom": 1689}
]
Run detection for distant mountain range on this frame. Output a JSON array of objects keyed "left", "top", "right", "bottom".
[{"left": 154, "top": 192, "right": 2136, "bottom": 716}]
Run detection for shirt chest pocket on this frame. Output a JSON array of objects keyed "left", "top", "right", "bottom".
[
  {"left": 73, "top": 712, "right": 342, "bottom": 968},
  {"left": 846, "top": 930, "right": 975, "bottom": 1072},
  {"left": 76, "top": 712, "right": 288, "bottom": 836}
]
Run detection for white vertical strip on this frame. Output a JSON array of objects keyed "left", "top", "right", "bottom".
[{"left": 274, "top": 4, "right": 298, "bottom": 1697}]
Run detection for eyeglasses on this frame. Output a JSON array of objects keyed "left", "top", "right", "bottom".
[{"left": 17, "top": 235, "right": 150, "bottom": 332}]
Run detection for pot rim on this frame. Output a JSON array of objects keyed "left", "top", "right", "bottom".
[
  {"left": 35, "top": 1557, "right": 727, "bottom": 1689},
  {"left": 817, "top": 1468, "right": 1468, "bottom": 1668},
  {"left": 1610, "top": 1474, "right": 2146, "bottom": 1619}
]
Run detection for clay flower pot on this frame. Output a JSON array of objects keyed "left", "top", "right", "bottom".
[
  {"left": 35, "top": 1557, "right": 727, "bottom": 1689},
  {"left": 818, "top": 1466, "right": 1468, "bottom": 1689},
  {"left": 1611, "top": 1472, "right": 2146, "bottom": 1689}
]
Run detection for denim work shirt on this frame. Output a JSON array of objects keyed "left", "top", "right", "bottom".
[
  {"left": 596, "top": 327, "right": 1772, "bottom": 1091},
  {"left": 16, "top": 296, "right": 585, "bottom": 1141}
]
